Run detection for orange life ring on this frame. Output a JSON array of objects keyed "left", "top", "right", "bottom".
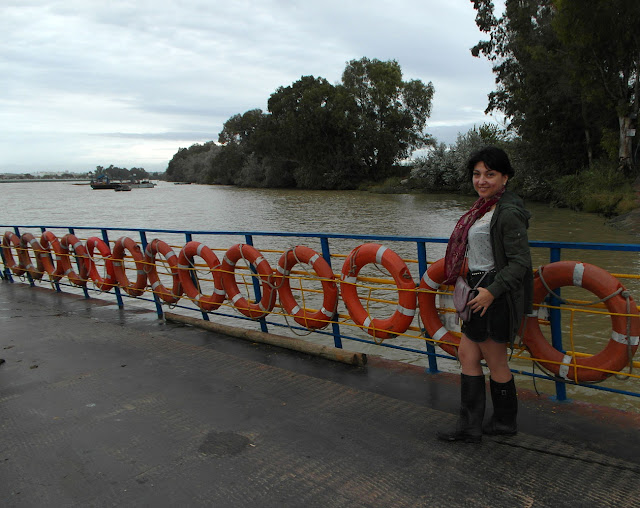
[
  {"left": 2, "top": 231, "right": 26, "bottom": 276},
  {"left": 111, "top": 236, "right": 147, "bottom": 296},
  {"left": 218, "top": 244, "right": 276, "bottom": 320},
  {"left": 177, "top": 241, "right": 225, "bottom": 311},
  {"left": 18, "top": 233, "right": 46, "bottom": 281},
  {"left": 40, "top": 231, "right": 68, "bottom": 282},
  {"left": 86, "top": 237, "right": 116, "bottom": 291},
  {"left": 340, "top": 243, "right": 416, "bottom": 340},
  {"left": 60, "top": 233, "right": 91, "bottom": 286},
  {"left": 417, "top": 257, "right": 460, "bottom": 356},
  {"left": 23, "top": 232, "right": 55, "bottom": 278},
  {"left": 144, "top": 238, "right": 182, "bottom": 304},
  {"left": 274, "top": 246, "right": 338, "bottom": 329},
  {"left": 523, "top": 261, "right": 640, "bottom": 382}
]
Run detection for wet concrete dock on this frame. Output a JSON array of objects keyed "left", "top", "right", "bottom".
[{"left": 1, "top": 281, "right": 640, "bottom": 507}]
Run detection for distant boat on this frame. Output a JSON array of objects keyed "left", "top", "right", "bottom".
[
  {"left": 90, "top": 175, "right": 121, "bottom": 190},
  {"left": 128, "top": 180, "right": 156, "bottom": 188},
  {"left": 114, "top": 184, "right": 132, "bottom": 192},
  {"left": 174, "top": 182, "right": 192, "bottom": 185}
]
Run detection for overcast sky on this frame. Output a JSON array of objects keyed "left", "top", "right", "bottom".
[{"left": 1, "top": 0, "right": 504, "bottom": 174}]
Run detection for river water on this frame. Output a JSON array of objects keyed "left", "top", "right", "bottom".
[{"left": 2, "top": 180, "right": 640, "bottom": 411}]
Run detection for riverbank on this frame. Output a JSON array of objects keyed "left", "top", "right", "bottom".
[
  {"left": 606, "top": 176, "right": 640, "bottom": 236},
  {"left": 608, "top": 207, "right": 640, "bottom": 236},
  {"left": 2, "top": 281, "right": 640, "bottom": 506}
]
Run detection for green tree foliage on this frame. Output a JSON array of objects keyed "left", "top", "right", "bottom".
[
  {"left": 93, "top": 165, "right": 149, "bottom": 181},
  {"left": 166, "top": 142, "right": 221, "bottom": 183},
  {"left": 471, "top": 0, "right": 638, "bottom": 175},
  {"left": 552, "top": 0, "right": 640, "bottom": 170},
  {"left": 94, "top": 164, "right": 143, "bottom": 181},
  {"left": 169, "top": 58, "right": 435, "bottom": 189},
  {"left": 341, "top": 58, "right": 435, "bottom": 179},
  {"left": 266, "top": 75, "right": 359, "bottom": 188},
  {"left": 409, "top": 124, "right": 507, "bottom": 192},
  {"left": 471, "top": 0, "right": 595, "bottom": 175},
  {"left": 129, "top": 167, "right": 150, "bottom": 180}
]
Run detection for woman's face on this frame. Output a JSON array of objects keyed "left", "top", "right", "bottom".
[{"left": 472, "top": 161, "right": 508, "bottom": 200}]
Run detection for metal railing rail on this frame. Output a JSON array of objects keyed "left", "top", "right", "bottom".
[{"left": 2, "top": 224, "right": 640, "bottom": 405}]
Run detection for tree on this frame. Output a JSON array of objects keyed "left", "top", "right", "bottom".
[
  {"left": 410, "top": 124, "right": 507, "bottom": 192},
  {"left": 129, "top": 167, "right": 149, "bottom": 180},
  {"left": 218, "top": 109, "right": 267, "bottom": 147},
  {"left": 166, "top": 142, "right": 220, "bottom": 183},
  {"left": 471, "top": 0, "right": 639, "bottom": 172},
  {"left": 267, "top": 75, "right": 359, "bottom": 188},
  {"left": 552, "top": 0, "right": 640, "bottom": 170},
  {"left": 180, "top": 58, "right": 435, "bottom": 189},
  {"left": 471, "top": 0, "right": 595, "bottom": 173},
  {"left": 341, "top": 58, "right": 435, "bottom": 179}
]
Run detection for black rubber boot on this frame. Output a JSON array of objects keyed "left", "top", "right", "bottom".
[
  {"left": 483, "top": 377, "right": 518, "bottom": 436},
  {"left": 437, "top": 374, "right": 485, "bottom": 443}
]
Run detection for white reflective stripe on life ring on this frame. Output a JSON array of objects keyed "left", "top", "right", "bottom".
[
  {"left": 422, "top": 271, "right": 439, "bottom": 290},
  {"left": 559, "top": 354, "right": 573, "bottom": 379},
  {"left": 397, "top": 305, "right": 416, "bottom": 317},
  {"left": 611, "top": 330, "right": 640, "bottom": 346},
  {"left": 573, "top": 263, "right": 585, "bottom": 287},
  {"left": 433, "top": 326, "right": 448, "bottom": 342},
  {"left": 375, "top": 245, "right": 387, "bottom": 265}
]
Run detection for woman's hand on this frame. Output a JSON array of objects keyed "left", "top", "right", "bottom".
[{"left": 468, "top": 287, "right": 495, "bottom": 317}]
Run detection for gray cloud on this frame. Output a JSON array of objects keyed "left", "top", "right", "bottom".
[{"left": 1, "top": 0, "right": 501, "bottom": 173}]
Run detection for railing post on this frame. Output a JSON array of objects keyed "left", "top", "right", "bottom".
[
  {"left": 69, "top": 227, "right": 90, "bottom": 299},
  {"left": 102, "top": 229, "right": 124, "bottom": 309},
  {"left": 184, "top": 233, "right": 209, "bottom": 320},
  {"left": 245, "top": 234, "right": 268, "bottom": 333},
  {"left": 140, "top": 231, "right": 163, "bottom": 319},
  {"left": 40, "top": 227, "right": 60, "bottom": 292},
  {"left": 417, "top": 241, "right": 438, "bottom": 373},
  {"left": 549, "top": 246, "right": 568, "bottom": 402},
  {"left": 321, "top": 236, "right": 343, "bottom": 348}
]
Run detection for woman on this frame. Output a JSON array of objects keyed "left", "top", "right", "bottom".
[{"left": 437, "top": 146, "right": 533, "bottom": 444}]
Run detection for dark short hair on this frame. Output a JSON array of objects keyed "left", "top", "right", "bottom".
[{"left": 466, "top": 146, "right": 515, "bottom": 179}]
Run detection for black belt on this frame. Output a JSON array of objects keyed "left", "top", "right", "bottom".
[{"left": 469, "top": 269, "right": 496, "bottom": 276}]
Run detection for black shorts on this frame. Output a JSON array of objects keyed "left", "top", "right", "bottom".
[{"left": 461, "top": 270, "right": 510, "bottom": 343}]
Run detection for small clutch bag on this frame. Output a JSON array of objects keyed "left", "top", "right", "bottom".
[{"left": 453, "top": 272, "right": 489, "bottom": 322}]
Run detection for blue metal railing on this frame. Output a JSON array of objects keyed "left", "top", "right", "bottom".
[{"left": 2, "top": 224, "right": 640, "bottom": 404}]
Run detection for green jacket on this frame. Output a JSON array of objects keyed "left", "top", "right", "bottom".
[{"left": 485, "top": 190, "right": 534, "bottom": 341}]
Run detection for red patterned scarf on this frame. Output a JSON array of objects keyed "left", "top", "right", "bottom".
[{"left": 443, "top": 187, "right": 505, "bottom": 284}]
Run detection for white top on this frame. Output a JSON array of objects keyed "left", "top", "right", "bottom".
[{"left": 467, "top": 208, "right": 495, "bottom": 272}]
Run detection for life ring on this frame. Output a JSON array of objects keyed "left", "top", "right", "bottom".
[
  {"left": 177, "top": 241, "right": 225, "bottom": 311},
  {"left": 86, "top": 237, "right": 116, "bottom": 291},
  {"left": 340, "top": 243, "right": 416, "bottom": 340},
  {"left": 18, "top": 233, "right": 46, "bottom": 281},
  {"left": 274, "top": 246, "right": 338, "bottom": 329},
  {"left": 60, "top": 233, "right": 91, "bottom": 286},
  {"left": 417, "top": 257, "right": 460, "bottom": 356},
  {"left": 145, "top": 238, "right": 182, "bottom": 304},
  {"left": 523, "top": 261, "right": 640, "bottom": 382},
  {"left": 30, "top": 233, "right": 57, "bottom": 280},
  {"left": 111, "top": 236, "right": 147, "bottom": 296},
  {"left": 40, "top": 231, "right": 68, "bottom": 282},
  {"left": 24, "top": 232, "right": 56, "bottom": 278},
  {"left": 2, "top": 231, "right": 26, "bottom": 277},
  {"left": 218, "top": 244, "right": 276, "bottom": 320}
]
